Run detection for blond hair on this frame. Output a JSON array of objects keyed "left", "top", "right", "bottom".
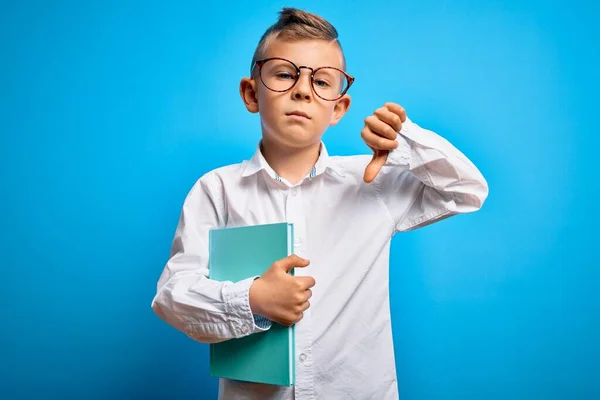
[{"left": 250, "top": 7, "right": 345, "bottom": 75}]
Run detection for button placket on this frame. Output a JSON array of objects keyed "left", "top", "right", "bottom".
[
  {"left": 286, "top": 187, "right": 305, "bottom": 257},
  {"left": 284, "top": 185, "right": 315, "bottom": 399}
]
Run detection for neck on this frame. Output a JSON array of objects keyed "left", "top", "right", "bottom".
[{"left": 260, "top": 137, "right": 321, "bottom": 185}]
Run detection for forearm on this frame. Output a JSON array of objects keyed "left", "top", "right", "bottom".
[
  {"left": 380, "top": 117, "right": 489, "bottom": 231},
  {"left": 390, "top": 117, "right": 488, "bottom": 210},
  {"left": 151, "top": 259, "right": 269, "bottom": 343}
]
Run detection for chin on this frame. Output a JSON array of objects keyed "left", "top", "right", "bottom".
[
  {"left": 283, "top": 129, "right": 322, "bottom": 147},
  {"left": 265, "top": 124, "right": 320, "bottom": 147}
]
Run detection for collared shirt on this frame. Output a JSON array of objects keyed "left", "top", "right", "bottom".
[{"left": 151, "top": 117, "right": 489, "bottom": 399}]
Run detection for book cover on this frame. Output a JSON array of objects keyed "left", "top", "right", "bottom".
[{"left": 208, "top": 222, "right": 295, "bottom": 386}]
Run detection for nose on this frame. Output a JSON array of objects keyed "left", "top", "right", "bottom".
[{"left": 291, "top": 69, "right": 313, "bottom": 101}]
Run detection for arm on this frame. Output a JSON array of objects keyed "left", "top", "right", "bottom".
[
  {"left": 375, "top": 116, "right": 489, "bottom": 232},
  {"left": 150, "top": 172, "right": 271, "bottom": 344}
]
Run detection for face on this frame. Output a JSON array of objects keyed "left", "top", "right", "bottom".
[{"left": 240, "top": 39, "right": 351, "bottom": 149}]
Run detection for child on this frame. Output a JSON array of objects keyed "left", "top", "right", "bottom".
[{"left": 151, "top": 7, "right": 488, "bottom": 399}]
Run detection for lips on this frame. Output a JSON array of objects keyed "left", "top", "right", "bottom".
[{"left": 286, "top": 111, "right": 310, "bottom": 119}]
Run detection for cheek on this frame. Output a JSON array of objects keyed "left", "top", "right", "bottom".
[
  {"left": 316, "top": 105, "right": 335, "bottom": 124},
  {"left": 257, "top": 90, "right": 280, "bottom": 116}
]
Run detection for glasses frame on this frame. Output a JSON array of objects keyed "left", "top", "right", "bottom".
[{"left": 254, "top": 57, "right": 355, "bottom": 101}]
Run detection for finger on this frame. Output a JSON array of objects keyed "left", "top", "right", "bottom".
[
  {"left": 364, "top": 115, "right": 398, "bottom": 140},
  {"left": 300, "top": 301, "right": 310, "bottom": 312},
  {"left": 296, "top": 276, "right": 316, "bottom": 289},
  {"left": 275, "top": 254, "right": 310, "bottom": 272},
  {"left": 282, "top": 312, "right": 303, "bottom": 326},
  {"left": 303, "top": 289, "right": 312, "bottom": 302},
  {"left": 363, "top": 149, "right": 388, "bottom": 183},
  {"left": 374, "top": 107, "right": 403, "bottom": 133},
  {"left": 275, "top": 311, "right": 297, "bottom": 327},
  {"left": 384, "top": 102, "right": 407, "bottom": 123},
  {"left": 361, "top": 126, "right": 398, "bottom": 151}
]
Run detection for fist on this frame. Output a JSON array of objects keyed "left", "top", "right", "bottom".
[
  {"left": 361, "top": 102, "right": 407, "bottom": 183},
  {"left": 249, "top": 254, "right": 314, "bottom": 327}
]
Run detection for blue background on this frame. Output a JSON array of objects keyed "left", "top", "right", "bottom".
[{"left": 1, "top": 0, "right": 598, "bottom": 399}]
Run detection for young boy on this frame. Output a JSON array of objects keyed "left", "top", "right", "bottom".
[{"left": 151, "top": 7, "right": 488, "bottom": 399}]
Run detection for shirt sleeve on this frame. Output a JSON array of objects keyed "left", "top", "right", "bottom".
[
  {"left": 374, "top": 117, "right": 489, "bottom": 232},
  {"left": 150, "top": 172, "right": 271, "bottom": 344}
]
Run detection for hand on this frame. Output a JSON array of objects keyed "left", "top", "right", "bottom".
[
  {"left": 361, "top": 102, "right": 407, "bottom": 183},
  {"left": 249, "top": 254, "right": 314, "bottom": 327}
]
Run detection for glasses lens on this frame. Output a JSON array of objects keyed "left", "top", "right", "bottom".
[
  {"left": 313, "top": 68, "right": 349, "bottom": 101},
  {"left": 260, "top": 59, "right": 298, "bottom": 92}
]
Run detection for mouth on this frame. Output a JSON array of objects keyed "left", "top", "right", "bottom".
[{"left": 286, "top": 111, "right": 311, "bottom": 119}]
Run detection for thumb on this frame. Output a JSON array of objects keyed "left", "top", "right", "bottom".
[
  {"left": 276, "top": 254, "right": 310, "bottom": 273},
  {"left": 363, "top": 149, "right": 388, "bottom": 183}
]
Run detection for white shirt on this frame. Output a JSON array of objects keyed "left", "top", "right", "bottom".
[{"left": 151, "top": 117, "right": 489, "bottom": 399}]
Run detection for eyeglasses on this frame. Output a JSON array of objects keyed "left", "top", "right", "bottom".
[{"left": 254, "top": 57, "right": 355, "bottom": 101}]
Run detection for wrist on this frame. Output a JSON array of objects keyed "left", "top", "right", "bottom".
[{"left": 249, "top": 278, "right": 265, "bottom": 316}]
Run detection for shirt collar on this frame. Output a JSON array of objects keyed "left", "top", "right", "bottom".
[{"left": 241, "top": 140, "right": 345, "bottom": 180}]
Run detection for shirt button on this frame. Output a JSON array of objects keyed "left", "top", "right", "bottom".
[
  {"left": 241, "top": 325, "right": 249, "bottom": 334},
  {"left": 299, "top": 353, "right": 307, "bottom": 362},
  {"left": 291, "top": 188, "right": 297, "bottom": 196}
]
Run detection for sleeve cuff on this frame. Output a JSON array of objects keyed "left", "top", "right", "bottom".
[
  {"left": 222, "top": 276, "right": 272, "bottom": 337},
  {"left": 386, "top": 132, "right": 412, "bottom": 166},
  {"left": 253, "top": 314, "right": 273, "bottom": 329}
]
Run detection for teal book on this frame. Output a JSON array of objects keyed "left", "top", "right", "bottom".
[{"left": 208, "top": 222, "right": 295, "bottom": 386}]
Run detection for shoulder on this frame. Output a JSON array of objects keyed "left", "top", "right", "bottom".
[
  {"left": 325, "top": 153, "right": 372, "bottom": 182},
  {"left": 186, "top": 161, "right": 247, "bottom": 196},
  {"left": 178, "top": 161, "right": 248, "bottom": 220},
  {"left": 328, "top": 153, "right": 371, "bottom": 171},
  {"left": 202, "top": 162, "right": 246, "bottom": 182},
  {"left": 323, "top": 153, "right": 388, "bottom": 194},
  {"left": 325, "top": 151, "right": 412, "bottom": 191}
]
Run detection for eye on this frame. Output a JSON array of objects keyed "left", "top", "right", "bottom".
[
  {"left": 314, "top": 79, "right": 330, "bottom": 88},
  {"left": 275, "top": 72, "right": 295, "bottom": 80}
]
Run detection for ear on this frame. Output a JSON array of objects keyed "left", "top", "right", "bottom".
[
  {"left": 329, "top": 94, "right": 351, "bottom": 127},
  {"left": 239, "top": 77, "right": 259, "bottom": 113}
]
